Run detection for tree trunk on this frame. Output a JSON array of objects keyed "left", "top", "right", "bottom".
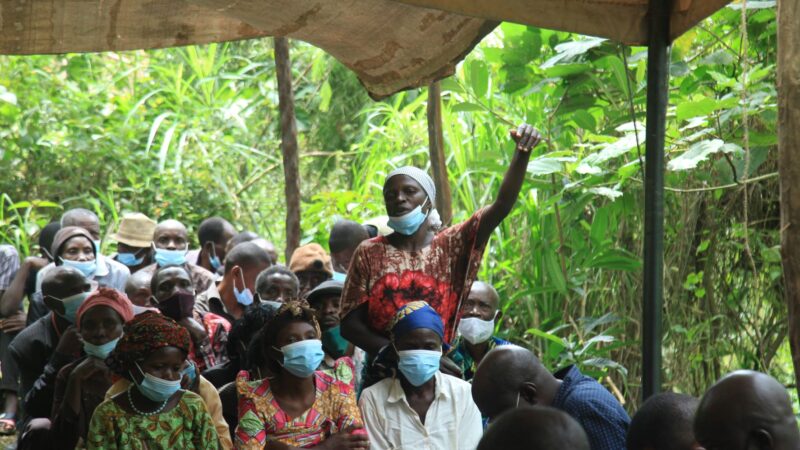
[
  {"left": 427, "top": 81, "right": 453, "bottom": 226},
  {"left": 778, "top": 0, "right": 800, "bottom": 395},
  {"left": 275, "top": 37, "right": 301, "bottom": 262}
]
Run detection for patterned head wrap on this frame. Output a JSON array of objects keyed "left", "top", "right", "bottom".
[
  {"left": 107, "top": 310, "right": 191, "bottom": 378},
  {"left": 76, "top": 287, "right": 135, "bottom": 330},
  {"left": 389, "top": 301, "right": 444, "bottom": 341},
  {"left": 385, "top": 166, "right": 436, "bottom": 204}
]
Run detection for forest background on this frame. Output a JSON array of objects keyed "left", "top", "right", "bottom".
[{"left": 0, "top": 2, "right": 782, "bottom": 409}]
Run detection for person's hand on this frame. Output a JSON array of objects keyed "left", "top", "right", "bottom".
[
  {"left": 317, "top": 426, "right": 370, "bottom": 450},
  {"left": 70, "top": 355, "right": 109, "bottom": 382},
  {"left": 439, "top": 355, "right": 462, "bottom": 378},
  {"left": 24, "top": 256, "right": 49, "bottom": 271},
  {"left": 178, "top": 317, "right": 208, "bottom": 344},
  {"left": 55, "top": 326, "right": 83, "bottom": 356},
  {"left": 509, "top": 123, "right": 542, "bottom": 153},
  {"left": 0, "top": 311, "right": 27, "bottom": 333}
]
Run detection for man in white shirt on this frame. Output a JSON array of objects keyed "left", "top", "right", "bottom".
[{"left": 359, "top": 301, "right": 482, "bottom": 450}]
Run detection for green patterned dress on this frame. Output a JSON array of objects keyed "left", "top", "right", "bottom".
[{"left": 86, "top": 390, "right": 219, "bottom": 449}]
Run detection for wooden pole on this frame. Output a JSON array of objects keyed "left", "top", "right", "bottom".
[
  {"left": 275, "top": 37, "right": 301, "bottom": 262},
  {"left": 778, "top": 0, "right": 800, "bottom": 395},
  {"left": 641, "top": 0, "right": 671, "bottom": 401},
  {"left": 427, "top": 81, "right": 453, "bottom": 225}
]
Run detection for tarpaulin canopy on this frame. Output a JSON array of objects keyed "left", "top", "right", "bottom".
[{"left": 0, "top": 0, "right": 731, "bottom": 99}]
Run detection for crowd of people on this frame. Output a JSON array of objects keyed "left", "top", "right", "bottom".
[{"left": 0, "top": 124, "right": 796, "bottom": 449}]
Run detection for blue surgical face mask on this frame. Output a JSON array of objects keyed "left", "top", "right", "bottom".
[
  {"left": 117, "top": 252, "right": 144, "bottom": 267},
  {"left": 397, "top": 348, "right": 441, "bottom": 386},
  {"left": 154, "top": 248, "right": 187, "bottom": 267},
  {"left": 332, "top": 271, "right": 347, "bottom": 282},
  {"left": 134, "top": 362, "right": 182, "bottom": 402},
  {"left": 93, "top": 240, "right": 102, "bottom": 255},
  {"left": 262, "top": 300, "right": 283, "bottom": 313},
  {"left": 209, "top": 255, "right": 222, "bottom": 271},
  {"left": 234, "top": 269, "right": 254, "bottom": 306},
  {"left": 274, "top": 339, "right": 324, "bottom": 378},
  {"left": 56, "top": 291, "right": 90, "bottom": 323},
  {"left": 83, "top": 336, "right": 121, "bottom": 360},
  {"left": 61, "top": 258, "right": 97, "bottom": 278},
  {"left": 387, "top": 199, "right": 430, "bottom": 236}
]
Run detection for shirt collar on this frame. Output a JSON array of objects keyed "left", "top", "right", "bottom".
[
  {"left": 94, "top": 253, "right": 109, "bottom": 277},
  {"left": 205, "top": 283, "right": 228, "bottom": 314},
  {"left": 387, "top": 372, "right": 448, "bottom": 404},
  {"left": 552, "top": 365, "right": 581, "bottom": 407}
]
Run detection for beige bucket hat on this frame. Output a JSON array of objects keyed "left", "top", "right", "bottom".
[{"left": 109, "top": 213, "right": 157, "bottom": 248}]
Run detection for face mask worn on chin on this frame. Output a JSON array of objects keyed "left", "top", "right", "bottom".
[
  {"left": 154, "top": 247, "right": 187, "bottom": 267},
  {"left": 134, "top": 363, "right": 182, "bottom": 402},
  {"left": 322, "top": 325, "right": 350, "bottom": 359},
  {"left": 83, "top": 336, "right": 121, "bottom": 360},
  {"left": 156, "top": 291, "right": 195, "bottom": 321},
  {"left": 117, "top": 252, "right": 144, "bottom": 267},
  {"left": 262, "top": 300, "right": 283, "bottom": 313},
  {"left": 274, "top": 339, "right": 325, "bottom": 378},
  {"left": 458, "top": 316, "right": 496, "bottom": 345},
  {"left": 234, "top": 269, "right": 254, "bottom": 306},
  {"left": 387, "top": 199, "right": 430, "bottom": 236},
  {"left": 397, "top": 349, "right": 441, "bottom": 386},
  {"left": 58, "top": 291, "right": 91, "bottom": 323},
  {"left": 61, "top": 258, "right": 97, "bottom": 278},
  {"left": 332, "top": 271, "right": 347, "bottom": 283}
]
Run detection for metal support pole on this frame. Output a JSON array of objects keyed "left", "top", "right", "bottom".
[{"left": 642, "top": 0, "right": 672, "bottom": 401}]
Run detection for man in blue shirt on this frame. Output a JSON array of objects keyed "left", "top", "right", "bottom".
[
  {"left": 450, "top": 281, "right": 510, "bottom": 381},
  {"left": 472, "top": 345, "right": 629, "bottom": 450}
]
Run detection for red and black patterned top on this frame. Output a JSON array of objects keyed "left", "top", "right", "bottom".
[{"left": 341, "top": 209, "right": 486, "bottom": 343}]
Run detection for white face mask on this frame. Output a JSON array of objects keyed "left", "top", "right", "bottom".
[{"left": 458, "top": 315, "right": 496, "bottom": 344}]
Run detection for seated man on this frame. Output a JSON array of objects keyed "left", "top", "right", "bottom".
[
  {"left": 150, "top": 265, "right": 230, "bottom": 371},
  {"left": 360, "top": 301, "right": 482, "bottom": 450},
  {"left": 289, "top": 243, "right": 333, "bottom": 298},
  {"left": 627, "top": 392, "right": 700, "bottom": 450},
  {"left": 478, "top": 406, "right": 590, "bottom": 450},
  {"left": 186, "top": 217, "right": 236, "bottom": 275},
  {"left": 328, "top": 219, "right": 370, "bottom": 282},
  {"left": 195, "top": 242, "right": 271, "bottom": 322},
  {"left": 109, "top": 212, "right": 157, "bottom": 274},
  {"left": 9, "top": 267, "right": 90, "bottom": 438},
  {"left": 451, "top": 281, "right": 510, "bottom": 381},
  {"left": 254, "top": 265, "right": 299, "bottom": 309},
  {"left": 139, "top": 219, "right": 216, "bottom": 292},
  {"left": 694, "top": 370, "right": 800, "bottom": 450},
  {"left": 306, "top": 279, "right": 357, "bottom": 385},
  {"left": 472, "top": 346, "right": 629, "bottom": 450}
]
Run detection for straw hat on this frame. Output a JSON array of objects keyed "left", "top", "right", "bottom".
[{"left": 109, "top": 213, "right": 157, "bottom": 248}]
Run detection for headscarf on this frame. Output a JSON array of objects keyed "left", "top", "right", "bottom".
[
  {"left": 389, "top": 300, "right": 444, "bottom": 341},
  {"left": 385, "top": 166, "right": 436, "bottom": 204},
  {"left": 106, "top": 311, "right": 191, "bottom": 378},
  {"left": 384, "top": 167, "right": 443, "bottom": 229},
  {"left": 51, "top": 226, "right": 96, "bottom": 261},
  {"left": 75, "top": 287, "right": 135, "bottom": 330}
]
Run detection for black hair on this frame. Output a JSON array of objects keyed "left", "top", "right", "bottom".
[
  {"left": 255, "top": 265, "right": 299, "bottom": 297},
  {"left": 39, "top": 221, "right": 61, "bottom": 258},
  {"left": 478, "top": 406, "right": 590, "bottom": 450},
  {"left": 627, "top": 392, "right": 699, "bottom": 450},
  {"left": 226, "top": 303, "right": 278, "bottom": 371},
  {"left": 198, "top": 217, "right": 234, "bottom": 245},
  {"left": 227, "top": 231, "right": 260, "bottom": 250},
  {"left": 329, "top": 219, "right": 369, "bottom": 254},
  {"left": 150, "top": 264, "right": 192, "bottom": 293},
  {"left": 223, "top": 241, "right": 271, "bottom": 274},
  {"left": 258, "top": 303, "right": 319, "bottom": 373}
]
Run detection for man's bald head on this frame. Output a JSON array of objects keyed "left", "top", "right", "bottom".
[
  {"left": 695, "top": 370, "right": 800, "bottom": 450},
  {"left": 61, "top": 208, "right": 100, "bottom": 240},
  {"left": 125, "top": 270, "right": 153, "bottom": 307},
  {"left": 41, "top": 266, "right": 91, "bottom": 300},
  {"left": 478, "top": 406, "right": 590, "bottom": 450},
  {"left": 472, "top": 346, "right": 556, "bottom": 422},
  {"left": 469, "top": 281, "right": 500, "bottom": 311},
  {"left": 153, "top": 219, "right": 189, "bottom": 250}
]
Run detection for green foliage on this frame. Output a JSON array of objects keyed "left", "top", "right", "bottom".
[{"left": 0, "top": 3, "right": 785, "bottom": 408}]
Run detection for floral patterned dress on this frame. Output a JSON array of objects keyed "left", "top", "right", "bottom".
[
  {"left": 86, "top": 390, "right": 219, "bottom": 449},
  {"left": 234, "top": 370, "right": 363, "bottom": 449},
  {"left": 341, "top": 209, "right": 486, "bottom": 342}
]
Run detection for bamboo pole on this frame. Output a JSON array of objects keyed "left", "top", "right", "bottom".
[
  {"left": 778, "top": 0, "right": 800, "bottom": 395},
  {"left": 275, "top": 37, "right": 301, "bottom": 262},
  {"left": 427, "top": 81, "right": 453, "bottom": 226}
]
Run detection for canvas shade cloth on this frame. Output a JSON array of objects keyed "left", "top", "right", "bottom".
[{"left": 0, "top": 0, "right": 730, "bottom": 98}]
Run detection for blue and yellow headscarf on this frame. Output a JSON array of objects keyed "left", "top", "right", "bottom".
[{"left": 389, "top": 301, "right": 444, "bottom": 341}]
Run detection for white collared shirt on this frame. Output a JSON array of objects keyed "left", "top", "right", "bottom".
[{"left": 359, "top": 372, "right": 483, "bottom": 450}]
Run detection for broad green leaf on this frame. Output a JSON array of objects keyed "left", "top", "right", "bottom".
[
  {"left": 451, "top": 102, "right": 485, "bottom": 113},
  {"left": 588, "top": 187, "right": 623, "bottom": 201},
  {"left": 527, "top": 157, "right": 564, "bottom": 176},
  {"left": 667, "top": 139, "right": 725, "bottom": 171},
  {"left": 676, "top": 98, "right": 719, "bottom": 121},
  {"left": 541, "top": 37, "right": 606, "bottom": 69},
  {"left": 319, "top": 81, "right": 332, "bottom": 112},
  {"left": 467, "top": 60, "right": 489, "bottom": 99}
]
